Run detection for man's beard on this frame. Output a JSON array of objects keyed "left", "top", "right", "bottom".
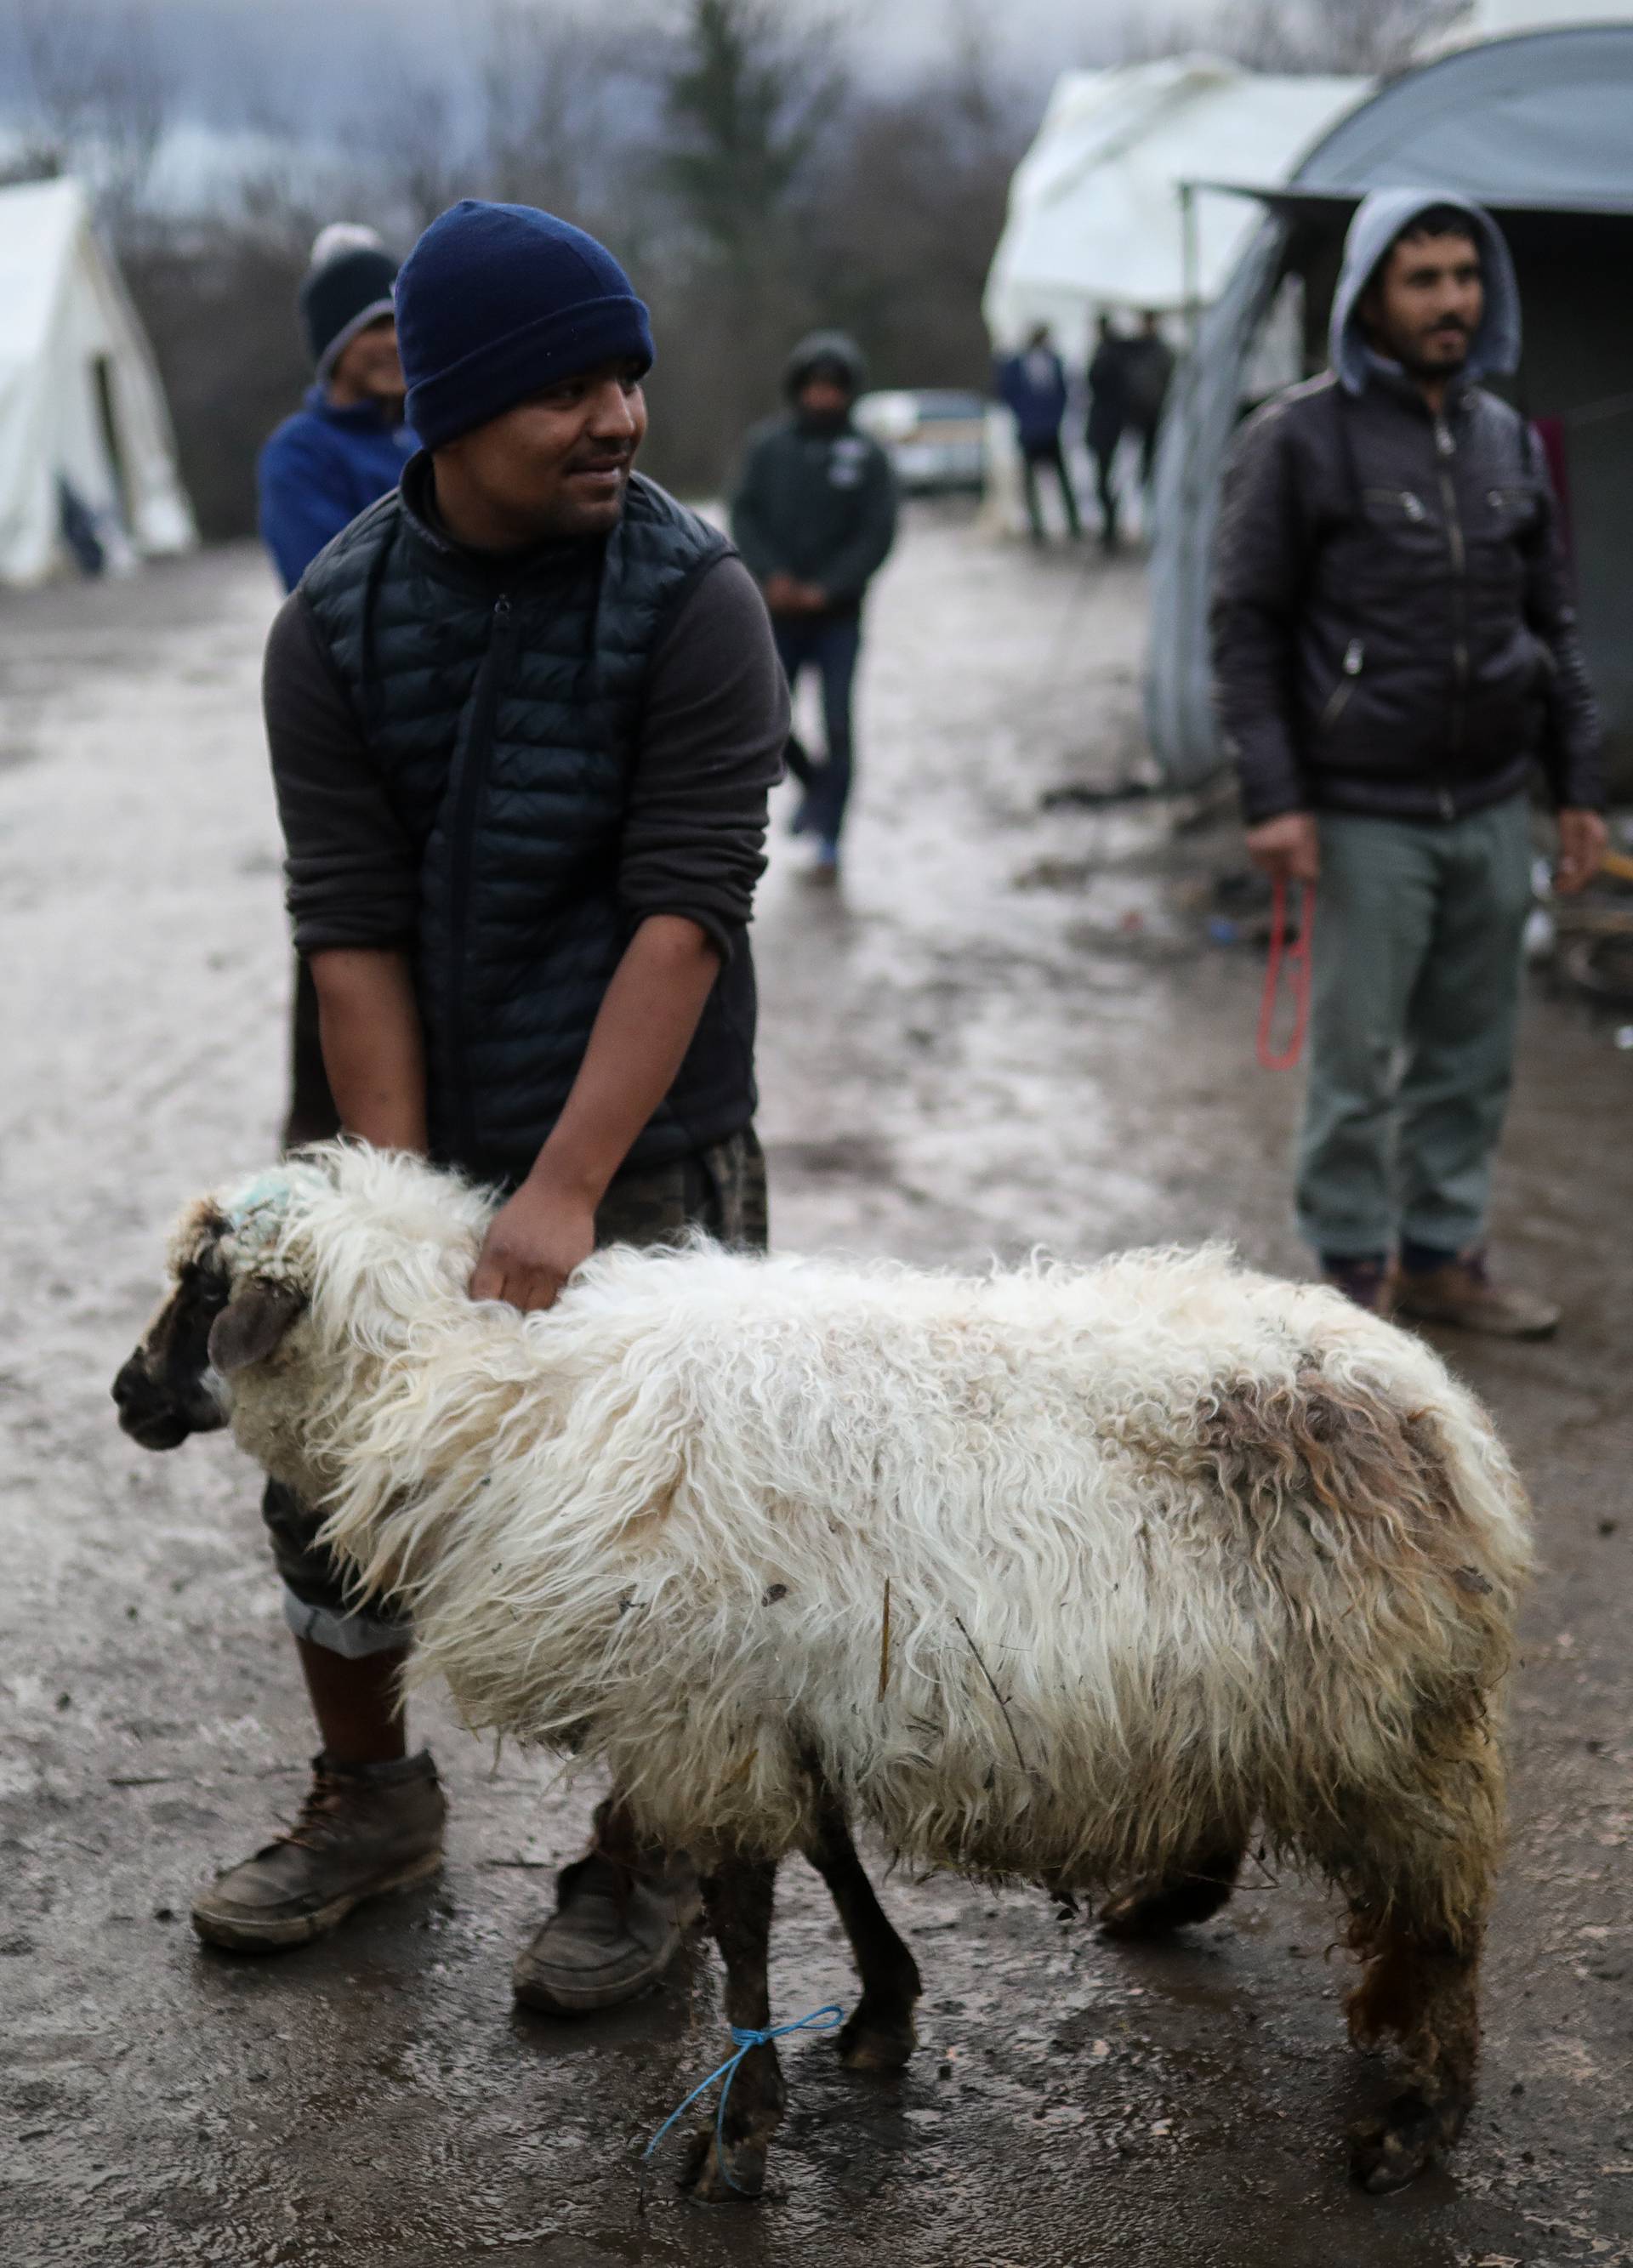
[{"left": 1392, "top": 323, "right": 1472, "bottom": 380}]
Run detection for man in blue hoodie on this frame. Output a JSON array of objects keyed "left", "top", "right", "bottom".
[
  {"left": 259, "top": 226, "right": 416, "bottom": 594},
  {"left": 1212, "top": 190, "right": 1606, "bottom": 1333},
  {"left": 997, "top": 322, "right": 1082, "bottom": 545},
  {"left": 259, "top": 227, "right": 418, "bottom": 1150}
]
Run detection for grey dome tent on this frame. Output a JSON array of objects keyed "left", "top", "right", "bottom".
[{"left": 1146, "top": 25, "right": 1633, "bottom": 795}]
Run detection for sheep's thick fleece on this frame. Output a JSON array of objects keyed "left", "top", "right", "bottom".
[{"left": 198, "top": 1147, "right": 1530, "bottom": 1928}]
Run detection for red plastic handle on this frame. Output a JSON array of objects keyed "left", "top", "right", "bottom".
[{"left": 1256, "top": 876, "right": 1315, "bottom": 1071}]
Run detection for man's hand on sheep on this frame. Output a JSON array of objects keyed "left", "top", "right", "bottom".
[{"left": 469, "top": 1179, "right": 597, "bottom": 1313}]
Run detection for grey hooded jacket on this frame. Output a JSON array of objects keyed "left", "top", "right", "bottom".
[{"left": 1211, "top": 189, "right": 1602, "bottom": 824}]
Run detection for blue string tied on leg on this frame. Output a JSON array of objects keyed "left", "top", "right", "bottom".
[{"left": 643, "top": 2003, "right": 845, "bottom": 2194}]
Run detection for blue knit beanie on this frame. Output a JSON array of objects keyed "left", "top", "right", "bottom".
[{"left": 395, "top": 201, "right": 655, "bottom": 451}]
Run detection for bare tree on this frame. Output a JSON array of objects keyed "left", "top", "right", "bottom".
[
  {"left": 475, "top": 4, "right": 633, "bottom": 224},
  {"left": 658, "top": 0, "right": 847, "bottom": 271},
  {"left": 805, "top": 12, "right": 1028, "bottom": 391},
  {"left": 3, "top": 0, "right": 171, "bottom": 236},
  {"left": 1213, "top": 0, "right": 1468, "bottom": 75}
]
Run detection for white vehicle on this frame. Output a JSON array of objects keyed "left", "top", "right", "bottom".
[{"left": 853, "top": 389, "right": 987, "bottom": 494}]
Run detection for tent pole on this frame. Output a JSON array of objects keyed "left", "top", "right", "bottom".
[{"left": 1181, "top": 180, "right": 1201, "bottom": 351}]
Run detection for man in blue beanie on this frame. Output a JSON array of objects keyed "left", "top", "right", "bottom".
[{"left": 196, "top": 202, "right": 788, "bottom": 2026}]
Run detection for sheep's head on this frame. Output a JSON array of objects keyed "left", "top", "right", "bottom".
[{"left": 112, "top": 1169, "right": 320, "bottom": 1460}]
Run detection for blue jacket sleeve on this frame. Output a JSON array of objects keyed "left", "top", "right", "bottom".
[{"left": 258, "top": 424, "right": 359, "bottom": 593}]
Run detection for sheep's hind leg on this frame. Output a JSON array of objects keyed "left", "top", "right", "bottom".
[
  {"left": 1346, "top": 1913, "right": 1483, "bottom": 2193},
  {"left": 1097, "top": 1834, "right": 1247, "bottom": 1940},
  {"left": 682, "top": 1856, "right": 784, "bottom": 2202},
  {"left": 804, "top": 1790, "right": 921, "bottom": 2072}
]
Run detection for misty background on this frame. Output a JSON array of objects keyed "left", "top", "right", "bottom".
[{"left": 0, "top": 0, "right": 1465, "bottom": 532}]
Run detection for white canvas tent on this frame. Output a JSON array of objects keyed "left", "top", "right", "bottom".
[
  {"left": 982, "top": 56, "right": 1369, "bottom": 362},
  {"left": 0, "top": 176, "right": 196, "bottom": 587}
]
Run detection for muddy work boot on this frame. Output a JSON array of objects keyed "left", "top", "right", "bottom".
[
  {"left": 512, "top": 1799, "right": 700, "bottom": 2015},
  {"left": 1395, "top": 1248, "right": 1561, "bottom": 1339},
  {"left": 191, "top": 1751, "right": 445, "bottom": 1952}
]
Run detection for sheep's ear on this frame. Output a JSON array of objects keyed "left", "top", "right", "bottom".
[{"left": 208, "top": 1280, "right": 304, "bottom": 1376}]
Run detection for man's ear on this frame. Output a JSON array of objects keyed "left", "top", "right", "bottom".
[{"left": 208, "top": 1280, "right": 304, "bottom": 1376}]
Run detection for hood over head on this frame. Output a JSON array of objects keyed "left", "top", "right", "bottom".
[
  {"left": 784, "top": 329, "right": 867, "bottom": 401},
  {"left": 1329, "top": 188, "right": 1521, "bottom": 397}
]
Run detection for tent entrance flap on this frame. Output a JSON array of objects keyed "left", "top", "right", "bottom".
[{"left": 0, "top": 176, "right": 195, "bottom": 586}]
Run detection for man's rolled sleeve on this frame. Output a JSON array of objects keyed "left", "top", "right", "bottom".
[
  {"left": 617, "top": 555, "right": 788, "bottom": 956},
  {"left": 263, "top": 593, "right": 419, "bottom": 952}
]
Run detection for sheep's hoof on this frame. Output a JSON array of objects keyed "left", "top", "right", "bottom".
[
  {"left": 680, "top": 2126, "right": 766, "bottom": 2202},
  {"left": 837, "top": 2008, "right": 916, "bottom": 2072},
  {"left": 1098, "top": 1876, "right": 1234, "bottom": 1940},
  {"left": 1349, "top": 2089, "right": 1466, "bottom": 2192},
  {"left": 1097, "top": 1885, "right": 1191, "bottom": 1939}
]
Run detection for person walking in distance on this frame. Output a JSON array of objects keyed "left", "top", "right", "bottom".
[
  {"left": 258, "top": 225, "right": 417, "bottom": 1150},
  {"left": 1212, "top": 190, "right": 1605, "bottom": 1331},
  {"left": 1085, "top": 313, "right": 1129, "bottom": 551},
  {"left": 195, "top": 202, "right": 788, "bottom": 2019},
  {"left": 731, "top": 332, "right": 896, "bottom": 880},
  {"left": 997, "top": 321, "right": 1083, "bottom": 544},
  {"left": 1121, "top": 310, "right": 1175, "bottom": 495}
]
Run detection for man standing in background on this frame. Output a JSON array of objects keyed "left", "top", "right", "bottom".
[
  {"left": 1212, "top": 190, "right": 1604, "bottom": 1332},
  {"left": 258, "top": 225, "right": 416, "bottom": 1150},
  {"left": 997, "top": 321, "right": 1082, "bottom": 545},
  {"left": 259, "top": 226, "right": 413, "bottom": 595},
  {"left": 731, "top": 332, "right": 896, "bottom": 881},
  {"left": 1085, "top": 312, "right": 1129, "bottom": 551},
  {"left": 1120, "top": 310, "right": 1175, "bottom": 495}
]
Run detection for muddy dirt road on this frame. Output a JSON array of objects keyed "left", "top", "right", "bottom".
[{"left": 3, "top": 514, "right": 1630, "bottom": 2267}]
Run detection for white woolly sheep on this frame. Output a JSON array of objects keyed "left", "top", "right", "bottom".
[{"left": 114, "top": 1141, "right": 1531, "bottom": 2200}]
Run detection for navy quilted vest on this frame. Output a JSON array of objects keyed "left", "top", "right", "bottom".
[{"left": 300, "top": 469, "right": 755, "bottom": 1184}]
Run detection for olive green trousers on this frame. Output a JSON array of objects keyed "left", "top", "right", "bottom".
[{"left": 1295, "top": 795, "right": 1533, "bottom": 1260}]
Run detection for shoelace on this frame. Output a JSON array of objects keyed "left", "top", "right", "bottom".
[{"left": 280, "top": 1773, "right": 357, "bottom": 1853}]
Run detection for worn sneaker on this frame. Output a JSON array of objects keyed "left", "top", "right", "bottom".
[
  {"left": 191, "top": 1750, "right": 446, "bottom": 1952},
  {"left": 1320, "top": 1257, "right": 1399, "bottom": 1318},
  {"left": 512, "top": 1814, "right": 700, "bottom": 2015},
  {"left": 1394, "top": 1249, "right": 1560, "bottom": 1339}
]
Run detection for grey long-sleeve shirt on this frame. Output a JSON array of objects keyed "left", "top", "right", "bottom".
[{"left": 264, "top": 552, "right": 788, "bottom": 961}]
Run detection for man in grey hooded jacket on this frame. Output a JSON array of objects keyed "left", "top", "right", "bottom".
[{"left": 1212, "top": 190, "right": 1606, "bottom": 1333}]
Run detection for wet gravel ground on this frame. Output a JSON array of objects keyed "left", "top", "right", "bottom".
[{"left": 2, "top": 510, "right": 1630, "bottom": 2268}]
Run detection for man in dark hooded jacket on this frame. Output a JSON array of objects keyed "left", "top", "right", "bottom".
[
  {"left": 1212, "top": 190, "right": 1606, "bottom": 1333},
  {"left": 731, "top": 332, "right": 897, "bottom": 877}
]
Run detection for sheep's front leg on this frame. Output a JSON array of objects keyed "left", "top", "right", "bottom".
[
  {"left": 804, "top": 1787, "right": 921, "bottom": 2072},
  {"left": 683, "top": 1856, "right": 784, "bottom": 2202}
]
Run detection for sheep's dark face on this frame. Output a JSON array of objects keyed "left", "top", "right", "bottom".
[{"left": 112, "top": 1203, "right": 304, "bottom": 1452}]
